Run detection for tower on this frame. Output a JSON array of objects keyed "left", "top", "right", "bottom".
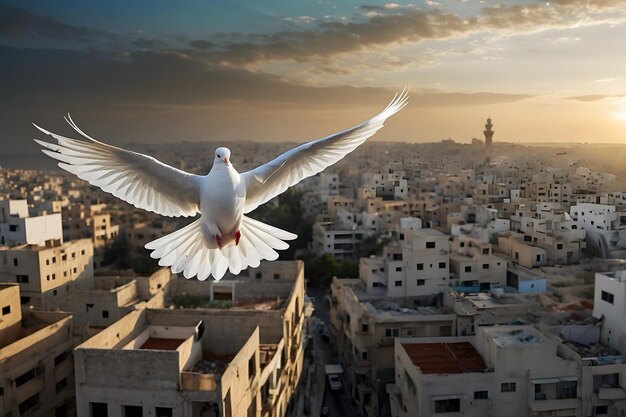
[{"left": 484, "top": 117, "right": 494, "bottom": 146}]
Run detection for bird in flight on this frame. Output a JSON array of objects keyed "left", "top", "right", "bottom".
[{"left": 34, "top": 90, "right": 408, "bottom": 280}]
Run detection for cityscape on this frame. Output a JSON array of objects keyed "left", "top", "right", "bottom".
[
  {"left": 1, "top": 121, "right": 626, "bottom": 417},
  {"left": 2, "top": 0, "right": 626, "bottom": 416}
]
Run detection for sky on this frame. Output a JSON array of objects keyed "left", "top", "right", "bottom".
[{"left": 1, "top": 0, "right": 626, "bottom": 154}]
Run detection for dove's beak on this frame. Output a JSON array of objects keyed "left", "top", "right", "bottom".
[{"left": 223, "top": 157, "right": 230, "bottom": 164}]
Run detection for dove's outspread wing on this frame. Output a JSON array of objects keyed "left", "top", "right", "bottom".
[
  {"left": 33, "top": 116, "right": 201, "bottom": 217},
  {"left": 241, "top": 89, "right": 408, "bottom": 213}
]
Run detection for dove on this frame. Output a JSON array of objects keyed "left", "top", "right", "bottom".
[{"left": 33, "top": 90, "right": 408, "bottom": 281}]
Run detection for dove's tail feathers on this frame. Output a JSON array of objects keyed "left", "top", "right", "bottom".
[{"left": 144, "top": 216, "right": 297, "bottom": 281}]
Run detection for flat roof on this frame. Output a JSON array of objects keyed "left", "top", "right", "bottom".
[
  {"left": 402, "top": 342, "right": 487, "bottom": 374},
  {"left": 139, "top": 338, "right": 184, "bottom": 351}
]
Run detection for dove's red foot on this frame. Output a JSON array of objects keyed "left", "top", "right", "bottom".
[
  {"left": 214, "top": 234, "right": 223, "bottom": 249},
  {"left": 234, "top": 230, "right": 241, "bottom": 246}
]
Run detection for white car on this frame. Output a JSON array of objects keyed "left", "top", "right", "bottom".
[{"left": 327, "top": 374, "right": 342, "bottom": 390}]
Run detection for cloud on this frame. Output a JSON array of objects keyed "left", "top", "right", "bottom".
[
  {"left": 0, "top": 4, "right": 94, "bottom": 41},
  {"left": 568, "top": 94, "right": 626, "bottom": 101},
  {"left": 189, "top": 39, "right": 214, "bottom": 50}
]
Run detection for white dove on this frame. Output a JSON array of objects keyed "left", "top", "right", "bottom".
[{"left": 33, "top": 90, "right": 408, "bottom": 281}]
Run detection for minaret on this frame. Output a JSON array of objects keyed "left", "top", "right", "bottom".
[{"left": 484, "top": 117, "right": 494, "bottom": 146}]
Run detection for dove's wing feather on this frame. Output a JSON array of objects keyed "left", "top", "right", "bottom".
[
  {"left": 33, "top": 116, "right": 201, "bottom": 217},
  {"left": 241, "top": 90, "right": 408, "bottom": 213}
]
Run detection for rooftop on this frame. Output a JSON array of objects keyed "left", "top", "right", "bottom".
[
  {"left": 484, "top": 326, "right": 545, "bottom": 347},
  {"left": 402, "top": 342, "right": 488, "bottom": 374},
  {"left": 139, "top": 337, "right": 185, "bottom": 351}
]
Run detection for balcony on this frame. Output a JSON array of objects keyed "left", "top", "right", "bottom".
[
  {"left": 598, "top": 387, "right": 626, "bottom": 400},
  {"left": 529, "top": 398, "right": 578, "bottom": 412}
]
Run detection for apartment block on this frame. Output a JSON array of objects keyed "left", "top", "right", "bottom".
[
  {"left": 389, "top": 325, "right": 579, "bottom": 417},
  {"left": 330, "top": 277, "right": 457, "bottom": 417},
  {"left": 75, "top": 261, "right": 307, "bottom": 417},
  {"left": 0, "top": 199, "right": 63, "bottom": 247},
  {"left": 0, "top": 238, "right": 94, "bottom": 308},
  {"left": 0, "top": 283, "right": 75, "bottom": 416}
]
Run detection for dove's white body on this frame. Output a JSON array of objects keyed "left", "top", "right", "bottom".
[
  {"left": 34, "top": 90, "right": 408, "bottom": 280},
  {"left": 200, "top": 162, "right": 246, "bottom": 246}
]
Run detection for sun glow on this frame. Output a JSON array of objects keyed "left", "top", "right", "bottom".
[{"left": 614, "top": 110, "right": 626, "bottom": 120}]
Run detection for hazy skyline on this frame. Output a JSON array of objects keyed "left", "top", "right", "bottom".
[{"left": 1, "top": 0, "right": 625, "bottom": 155}]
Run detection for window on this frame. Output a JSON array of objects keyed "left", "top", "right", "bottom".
[
  {"left": 15, "top": 368, "right": 36, "bottom": 387},
  {"left": 13, "top": 258, "right": 18, "bottom": 266},
  {"left": 474, "top": 390, "right": 488, "bottom": 399},
  {"left": 434, "top": 399, "right": 460, "bottom": 413},
  {"left": 53, "top": 289, "right": 57, "bottom": 296},
  {"left": 273, "top": 273, "right": 280, "bottom": 280},
  {"left": 439, "top": 262, "right": 446, "bottom": 269},
  {"left": 81, "top": 249, "right": 86, "bottom": 255},
  {"left": 19, "top": 393, "right": 39, "bottom": 414},
  {"left": 362, "top": 351, "right": 368, "bottom": 360},
  {"left": 56, "top": 377, "right": 68, "bottom": 392},
  {"left": 601, "top": 291, "right": 615, "bottom": 304},
  {"left": 73, "top": 267, "right": 77, "bottom": 273},
  {"left": 395, "top": 266, "right": 402, "bottom": 272},
  {"left": 385, "top": 328, "right": 399, "bottom": 338},
  {"left": 102, "top": 310, "right": 109, "bottom": 318},
  {"left": 20, "top": 296, "right": 30, "bottom": 304},
  {"left": 155, "top": 408, "right": 173, "bottom": 417},
  {"left": 536, "top": 254, "right": 541, "bottom": 262},
  {"left": 426, "top": 241, "right": 436, "bottom": 249},
  {"left": 501, "top": 382, "right": 516, "bottom": 392},
  {"left": 46, "top": 259, "right": 50, "bottom": 265},
  {"left": 255, "top": 272, "right": 262, "bottom": 279},
  {"left": 593, "top": 373, "right": 619, "bottom": 392},
  {"left": 361, "top": 324, "right": 369, "bottom": 332},
  {"left": 52, "top": 256, "right": 56, "bottom": 263},
  {"left": 482, "top": 248, "right": 489, "bottom": 254},
  {"left": 465, "top": 266, "right": 471, "bottom": 273},
  {"left": 417, "top": 263, "right": 424, "bottom": 270},
  {"left": 55, "top": 351, "right": 69, "bottom": 366},
  {"left": 123, "top": 405, "right": 143, "bottom": 417},
  {"left": 595, "top": 405, "right": 608, "bottom": 415},
  {"left": 557, "top": 243, "right": 563, "bottom": 250},
  {"left": 2, "top": 305, "right": 10, "bottom": 315},
  {"left": 556, "top": 381, "right": 577, "bottom": 399},
  {"left": 417, "top": 279, "right": 425, "bottom": 286},
  {"left": 16, "top": 274, "right": 29, "bottom": 283},
  {"left": 482, "top": 264, "right": 489, "bottom": 269},
  {"left": 395, "top": 280, "right": 402, "bottom": 287},
  {"left": 9, "top": 224, "right": 17, "bottom": 231}
]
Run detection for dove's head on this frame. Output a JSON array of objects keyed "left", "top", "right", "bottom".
[{"left": 215, "top": 147, "right": 231, "bottom": 165}]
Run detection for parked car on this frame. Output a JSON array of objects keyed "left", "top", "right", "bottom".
[{"left": 327, "top": 374, "right": 342, "bottom": 390}]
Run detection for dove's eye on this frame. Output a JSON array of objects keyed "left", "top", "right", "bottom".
[{"left": 217, "top": 154, "right": 220, "bottom": 158}]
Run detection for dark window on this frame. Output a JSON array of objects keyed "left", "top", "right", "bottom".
[
  {"left": 17, "top": 274, "right": 29, "bottom": 283},
  {"left": 56, "top": 377, "right": 68, "bottom": 392},
  {"left": 595, "top": 405, "right": 608, "bottom": 415},
  {"left": 557, "top": 243, "right": 563, "bottom": 250},
  {"left": 482, "top": 264, "right": 490, "bottom": 269},
  {"left": 395, "top": 266, "right": 402, "bottom": 272},
  {"left": 501, "top": 382, "right": 516, "bottom": 392},
  {"left": 155, "top": 408, "right": 173, "bottom": 417},
  {"left": 361, "top": 324, "right": 369, "bottom": 332},
  {"left": 20, "top": 296, "right": 30, "bottom": 304},
  {"left": 434, "top": 399, "right": 460, "bottom": 413},
  {"left": 556, "top": 381, "right": 577, "bottom": 399},
  {"left": 89, "top": 403, "right": 109, "bottom": 417},
  {"left": 426, "top": 241, "right": 436, "bottom": 249},
  {"left": 417, "top": 279, "right": 425, "bottom": 286},
  {"left": 255, "top": 272, "right": 262, "bottom": 279},
  {"left": 102, "top": 310, "right": 109, "bottom": 318},
  {"left": 2, "top": 305, "right": 10, "bottom": 315},
  {"left": 15, "top": 368, "right": 36, "bottom": 387},
  {"left": 465, "top": 266, "right": 471, "bottom": 273},
  {"left": 482, "top": 248, "right": 489, "bottom": 254},
  {"left": 55, "top": 351, "right": 69, "bottom": 366},
  {"left": 536, "top": 254, "right": 541, "bottom": 262},
  {"left": 439, "top": 262, "right": 446, "bottom": 269},
  {"left": 416, "top": 263, "right": 424, "bottom": 270},
  {"left": 123, "top": 405, "right": 143, "bottom": 417},
  {"left": 9, "top": 224, "right": 17, "bottom": 232},
  {"left": 474, "top": 390, "right": 488, "bottom": 399},
  {"left": 601, "top": 291, "right": 615, "bottom": 304},
  {"left": 385, "top": 328, "right": 399, "bottom": 337},
  {"left": 13, "top": 258, "right": 17, "bottom": 266},
  {"left": 395, "top": 280, "right": 402, "bottom": 287},
  {"left": 273, "top": 273, "right": 280, "bottom": 280},
  {"left": 19, "top": 393, "right": 39, "bottom": 414}
]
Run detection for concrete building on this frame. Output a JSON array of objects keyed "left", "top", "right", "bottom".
[
  {"left": 62, "top": 203, "right": 119, "bottom": 266},
  {"left": 389, "top": 325, "right": 579, "bottom": 417},
  {"left": 359, "top": 228, "right": 451, "bottom": 297},
  {"left": 0, "top": 199, "right": 63, "bottom": 247},
  {"left": 0, "top": 283, "right": 76, "bottom": 416},
  {"left": 0, "top": 238, "right": 94, "bottom": 308},
  {"left": 330, "top": 277, "right": 457, "bottom": 417},
  {"left": 75, "top": 261, "right": 307, "bottom": 417},
  {"left": 449, "top": 236, "right": 507, "bottom": 291},
  {"left": 592, "top": 270, "right": 626, "bottom": 353},
  {"left": 570, "top": 203, "right": 626, "bottom": 258}
]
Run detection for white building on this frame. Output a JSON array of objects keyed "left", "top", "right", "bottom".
[
  {"left": 0, "top": 199, "right": 63, "bottom": 247},
  {"left": 593, "top": 270, "right": 626, "bottom": 353},
  {"left": 570, "top": 203, "right": 626, "bottom": 258},
  {"left": 449, "top": 236, "right": 507, "bottom": 291}
]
